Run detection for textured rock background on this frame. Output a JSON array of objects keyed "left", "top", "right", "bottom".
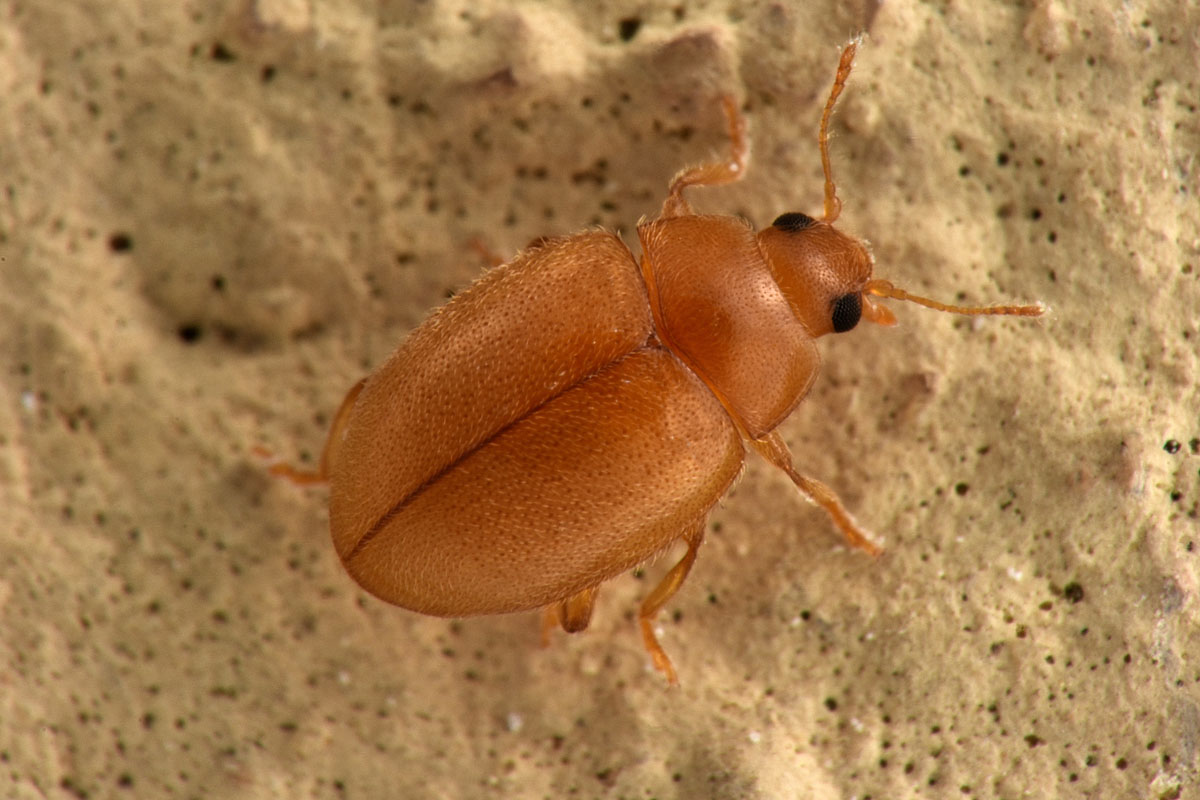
[{"left": 2, "top": 1, "right": 1197, "bottom": 798}]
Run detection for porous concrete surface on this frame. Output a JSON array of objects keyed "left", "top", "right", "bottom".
[{"left": 2, "top": 1, "right": 1197, "bottom": 798}]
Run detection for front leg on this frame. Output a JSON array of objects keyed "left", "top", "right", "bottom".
[{"left": 658, "top": 96, "right": 749, "bottom": 219}]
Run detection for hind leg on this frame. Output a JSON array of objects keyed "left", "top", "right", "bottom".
[
  {"left": 541, "top": 584, "right": 599, "bottom": 648},
  {"left": 257, "top": 378, "right": 366, "bottom": 485},
  {"left": 638, "top": 519, "right": 707, "bottom": 685}
]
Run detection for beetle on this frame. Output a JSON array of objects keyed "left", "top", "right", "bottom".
[{"left": 263, "top": 40, "right": 1043, "bottom": 684}]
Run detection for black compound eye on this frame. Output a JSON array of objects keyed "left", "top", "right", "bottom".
[
  {"left": 772, "top": 212, "right": 817, "bottom": 232},
  {"left": 831, "top": 293, "right": 862, "bottom": 333}
]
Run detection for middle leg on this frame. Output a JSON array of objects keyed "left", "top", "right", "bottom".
[{"left": 750, "top": 432, "right": 882, "bottom": 556}]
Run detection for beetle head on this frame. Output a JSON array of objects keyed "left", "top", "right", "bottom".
[
  {"left": 758, "top": 211, "right": 1046, "bottom": 335},
  {"left": 757, "top": 211, "right": 894, "bottom": 338},
  {"left": 757, "top": 39, "right": 1043, "bottom": 337}
]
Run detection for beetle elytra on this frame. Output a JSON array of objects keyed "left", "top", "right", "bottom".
[{"left": 264, "top": 40, "right": 1044, "bottom": 685}]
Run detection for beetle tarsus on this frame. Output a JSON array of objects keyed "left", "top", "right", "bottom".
[
  {"left": 251, "top": 444, "right": 327, "bottom": 486},
  {"left": 268, "top": 463, "right": 328, "bottom": 486}
]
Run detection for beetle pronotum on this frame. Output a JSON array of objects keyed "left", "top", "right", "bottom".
[{"left": 264, "top": 39, "right": 1043, "bottom": 684}]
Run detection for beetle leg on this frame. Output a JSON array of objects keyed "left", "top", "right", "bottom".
[
  {"left": 750, "top": 432, "right": 883, "bottom": 557},
  {"left": 659, "top": 95, "right": 749, "bottom": 219},
  {"left": 639, "top": 519, "right": 706, "bottom": 686},
  {"left": 469, "top": 235, "right": 556, "bottom": 268},
  {"left": 556, "top": 585, "right": 598, "bottom": 634},
  {"left": 262, "top": 377, "right": 366, "bottom": 485},
  {"left": 467, "top": 236, "right": 508, "bottom": 268},
  {"left": 539, "top": 586, "right": 598, "bottom": 651},
  {"left": 539, "top": 606, "right": 559, "bottom": 648}
]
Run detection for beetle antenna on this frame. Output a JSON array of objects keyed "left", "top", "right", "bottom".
[
  {"left": 820, "top": 37, "right": 861, "bottom": 223},
  {"left": 865, "top": 279, "right": 1046, "bottom": 317}
]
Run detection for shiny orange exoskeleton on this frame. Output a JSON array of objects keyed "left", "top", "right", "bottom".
[{"left": 265, "top": 41, "right": 1043, "bottom": 684}]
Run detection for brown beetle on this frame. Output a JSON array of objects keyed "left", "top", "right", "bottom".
[{"left": 264, "top": 40, "right": 1043, "bottom": 684}]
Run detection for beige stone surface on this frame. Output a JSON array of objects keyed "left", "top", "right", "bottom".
[{"left": 2, "top": 1, "right": 1197, "bottom": 798}]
